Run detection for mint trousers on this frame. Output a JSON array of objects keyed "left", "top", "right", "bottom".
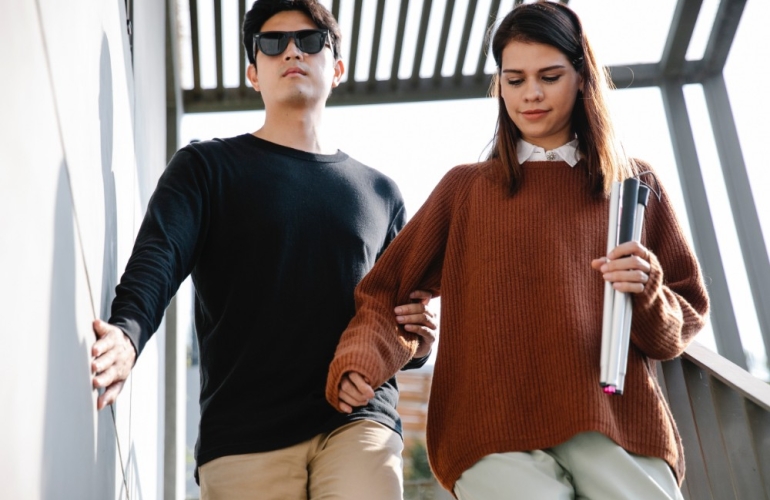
[{"left": 454, "top": 431, "right": 683, "bottom": 500}]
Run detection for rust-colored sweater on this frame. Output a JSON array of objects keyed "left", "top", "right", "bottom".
[{"left": 326, "top": 159, "right": 709, "bottom": 492}]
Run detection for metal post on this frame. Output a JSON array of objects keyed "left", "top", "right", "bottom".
[
  {"left": 659, "top": 82, "right": 747, "bottom": 369},
  {"left": 702, "top": 74, "right": 770, "bottom": 368},
  {"left": 164, "top": 0, "right": 186, "bottom": 497}
]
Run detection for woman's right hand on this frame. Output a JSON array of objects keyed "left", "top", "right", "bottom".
[{"left": 591, "top": 240, "right": 653, "bottom": 294}]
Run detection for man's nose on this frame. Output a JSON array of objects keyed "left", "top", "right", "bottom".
[{"left": 283, "top": 38, "right": 304, "bottom": 59}]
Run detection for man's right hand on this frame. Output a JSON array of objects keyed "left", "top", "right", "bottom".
[
  {"left": 337, "top": 371, "right": 375, "bottom": 414},
  {"left": 91, "top": 319, "right": 137, "bottom": 410}
]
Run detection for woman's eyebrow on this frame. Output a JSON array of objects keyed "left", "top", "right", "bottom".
[{"left": 502, "top": 64, "right": 567, "bottom": 74}]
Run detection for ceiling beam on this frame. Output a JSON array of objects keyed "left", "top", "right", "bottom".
[
  {"left": 660, "top": 0, "right": 703, "bottom": 77},
  {"left": 390, "top": 0, "right": 410, "bottom": 83},
  {"left": 702, "top": 0, "right": 747, "bottom": 75},
  {"left": 411, "top": 0, "right": 434, "bottom": 82},
  {"left": 475, "top": 0, "right": 501, "bottom": 77},
  {"left": 453, "top": 0, "right": 478, "bottom": 81},
  {"left": 213, "top": 0, "right": 223, "bottom": 95},
  {"left": 346, "top": 0, "right": 364, "bottom": 83},
  {"left": 238, "top": 0, "right": 246, "bottom": 90},
  {"left": 433, "top": 0, "right": 456, "bottom": 80},
  {"left": 189, "top": 0, "right": 201, "bottom": 98},
  {"left": 183, "top": 61, "right": 687, "bottom": 113},
  {"left": 368, "top": 0, "right": 387, "bottom": 84}
]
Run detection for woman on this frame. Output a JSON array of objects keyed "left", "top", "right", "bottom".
[{"left": 326, "top": 2, "right": 709, "bottom": 498}]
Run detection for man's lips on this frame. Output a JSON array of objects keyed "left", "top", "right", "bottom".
[{"left": 283, "top": 67, "right": 306, "bottom": 76}]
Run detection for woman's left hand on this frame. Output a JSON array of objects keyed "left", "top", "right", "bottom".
[{"left": 592, "top": 241, "right": 653, "bottom": 294}]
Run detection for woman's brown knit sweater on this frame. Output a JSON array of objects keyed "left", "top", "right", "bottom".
[{"left": 326, "top": 159, "right": 709, "bottom": 492}]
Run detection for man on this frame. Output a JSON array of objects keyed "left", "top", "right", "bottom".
[{"left": 90, "top": 1, "right": 435, "bottom": 498}]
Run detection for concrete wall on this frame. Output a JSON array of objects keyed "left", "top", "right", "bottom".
[{"left": 0, "top": 0, "right": 168, "bottom": 498}]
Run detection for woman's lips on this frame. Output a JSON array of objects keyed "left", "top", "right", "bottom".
[{"left": 521, "top": 109, "right": 548, "bottom": 119}]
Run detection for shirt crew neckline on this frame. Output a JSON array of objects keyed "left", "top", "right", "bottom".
[
  {"left": 519, "top": 159, "right": 586, "bottom": 169},
  {"left": 243, "top": 133, "right": 349, "bottom": 163}
]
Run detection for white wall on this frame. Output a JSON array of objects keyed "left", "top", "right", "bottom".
[{"left": 0, "top": 0, "right": 167, "bottom": 498}]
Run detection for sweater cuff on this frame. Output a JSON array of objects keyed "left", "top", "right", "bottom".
[
  {"left": 634, "top": 251, "right": 663, "bottom": 310},
  {"left": 403, "top": 351, "right": 431, "bottom": 370},
  {"left": 630, "top": 252, "right": 688, "bottom": 359},
  {"left": 108, "top": 317, "right": 142, "bottom": 358},
  {"left": 325, "top": 331, "right": 416, "bottom": 411}
]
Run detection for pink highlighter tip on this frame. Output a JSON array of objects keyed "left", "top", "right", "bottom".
[{"left": 603, "top": 386, "right": 616, "bottom": 394}]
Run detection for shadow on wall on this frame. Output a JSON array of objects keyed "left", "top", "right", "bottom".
[
  {"left": 41, "top": 33, "right": 120, "bottom": 498},
  {"left": 100, "top": 31, "right": 118, "bottom": 323},
  {"left": 41, "top": 162, "right": 117, "bottom": 497},
  {"left": 129, "top": 444, "right": 144, "bottom": 500}
]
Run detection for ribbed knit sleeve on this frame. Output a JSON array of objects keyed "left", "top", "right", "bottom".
[
  {"left": 110, "top": 148, "right": 210, "bottom": 354},
  {"left": 325, "top": 165, "right": 477, "bottom": 406},
  {"left": 630, "top": 169, "right": 710, "bottom": 360}
]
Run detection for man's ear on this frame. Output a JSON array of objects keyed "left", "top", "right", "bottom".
[
  {"left": 330, "top": 58, "right": 345, "bottom": 89},
  {"left": 247, "top": 64, "right": 260, "bottom": 92}
]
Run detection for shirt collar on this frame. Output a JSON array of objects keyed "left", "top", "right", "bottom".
[{"left": 516, "top": 138, "right": 581, "bottom": 167}]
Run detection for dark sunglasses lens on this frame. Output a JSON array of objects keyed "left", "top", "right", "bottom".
[
  {"left": 255, "top": 30, "right": 327, "bottom": 56},
  {"left": 258, "top": 33, "right": 288, "bottom": 56},
  {"left": 295, "top": 30, "right": 326, "bottom": 54}
]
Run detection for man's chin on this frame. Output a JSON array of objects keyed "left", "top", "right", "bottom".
[{"left": 281, "top": 90, "right": 332, "bottom": 107}]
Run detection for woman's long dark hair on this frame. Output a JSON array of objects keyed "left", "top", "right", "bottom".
[{"left": 486, "top": 1, "right": 632, "bottom": 197}]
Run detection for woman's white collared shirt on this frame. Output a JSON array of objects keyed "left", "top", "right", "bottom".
[{"left": 516, "top": 138, "right": 581, "bottom": 167}]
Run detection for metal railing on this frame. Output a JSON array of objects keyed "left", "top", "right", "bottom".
[
  {"left": 398, "top": 343, "right": 770, "bottom": 499},
  {"left": 659, "top": 341, "right": 770, "bottom": 500}
]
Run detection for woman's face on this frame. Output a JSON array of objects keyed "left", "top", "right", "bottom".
[{"left": 499, "top": 40, "right": 583, "bottom": 151}]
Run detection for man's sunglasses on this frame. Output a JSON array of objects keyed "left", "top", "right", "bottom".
[{"left": 253, "top": 29, "right": 330, "bottom": 57}]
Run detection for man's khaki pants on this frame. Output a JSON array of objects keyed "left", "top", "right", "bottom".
[
  {"left": 454, "top": 431, "right": 684, "bottom": 500},
  {"left": 199, "top": 419, "right": 403, "bottom": 500}
]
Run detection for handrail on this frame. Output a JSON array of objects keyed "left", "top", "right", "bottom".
[
  {"left": 659, "top": 341, "right": 770, "bottom": 500},
  {"left": 398, "top": 344, "right": 770, "bottom": 500},
  {"left": 683, "top": 341, "right": 770, "bottom": 410}
]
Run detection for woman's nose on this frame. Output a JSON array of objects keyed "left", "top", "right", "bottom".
[{"left": 524, "top": 81, "right": 543, "bottom": 101}]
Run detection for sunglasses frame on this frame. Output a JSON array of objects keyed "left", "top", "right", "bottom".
[{"left": 253, "top": 29, "right": 330, "bottom": 58}]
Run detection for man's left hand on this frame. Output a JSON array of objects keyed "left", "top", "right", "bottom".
[{"left": 395, "top": 290, "right": 437, "bottom": 359}]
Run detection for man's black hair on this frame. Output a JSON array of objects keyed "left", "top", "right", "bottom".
[{"left": 242, "top": 0, "right": 342, "bottom": 65}]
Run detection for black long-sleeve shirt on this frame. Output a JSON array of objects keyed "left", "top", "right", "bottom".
[{"left": 110, "top": 134, "right": 421, "bottom": 469}]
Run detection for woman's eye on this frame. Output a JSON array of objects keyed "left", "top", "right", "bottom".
[
  {"left": 507, "top": 79, "right": 523, "bottom": 86},
  {"left": 542, "top": 75, "right": 561, "bottom": 83}
]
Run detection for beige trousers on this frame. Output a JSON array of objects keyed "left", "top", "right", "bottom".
[
  {"left": 454, "top": 431, "right": 684, "bottom": 500},
  {"left": 199, "top": 419, "right": 404, "bottom": 500}
]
